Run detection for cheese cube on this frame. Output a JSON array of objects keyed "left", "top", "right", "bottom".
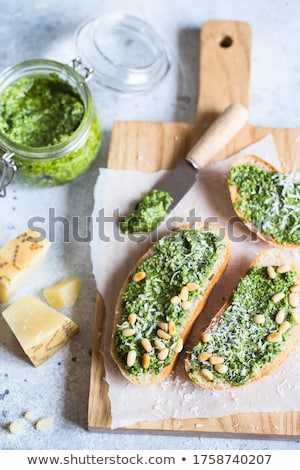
[
  {"left": 2, "top": 295, "right": 79, "bottom": 367},
  {"left": 43, "top": 276, "right": 81, "bottom": 309},
  {"left": 0, "top": 230, "right": 50, "bottom": 303}
]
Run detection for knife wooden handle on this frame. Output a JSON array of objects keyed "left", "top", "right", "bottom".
[{"left": 186, "top": 103, "right": 248, "bottom": 169}]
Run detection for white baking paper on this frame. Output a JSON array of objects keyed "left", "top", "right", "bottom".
[{"left": 90, "top": 134, "right": 300, "bottom": 429}]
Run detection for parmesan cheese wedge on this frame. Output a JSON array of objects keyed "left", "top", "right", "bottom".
[
  {"left": 2, "top": 295, "right": 79, "bottom": 367},
  {"left": 43, "top": 276, "right": 81, "bottom": 309},
  {"left": 0, "top": 230, "right": 50, "bottom": 303}
]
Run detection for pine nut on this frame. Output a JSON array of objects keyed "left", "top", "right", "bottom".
[
  {"left": 267, "top": 266, "right": 277, "bottom": 279},
  {"left": 209, "top": 355, "right": 224, "bottom": 365},
  {"left": 174, "top": 337, "right": 183, "bottom": 353},
  {"left": 142, "top": 353, "right": 151, "bottom": 369},
  {"left": 290, "top": 283, "right": 300, "bottom": 293},
  {"left": 170, "top": 296, "right": 181, "bottom": 305},
  {"left": 271, "top": 292, "right": 285, "bottom": 304},
  {"left": 154, "top": 339, "right": 165, "bottom": 350},
  {"left": 157, "top": 322, "right": 168, "bottom": 331},
  {"left": 157, "top": 329, "right": 171, "bottom": 340},
  {"left": 128, "top": 313, "right": 137, "bottom": 325},
  {"left": 200, "top": 369, "right": 214, "bottom": 381},
  {"left": 278, "top": 321, "right": 291, "bottom": 334},
  {"left": 133, "top": 271, "right": 146, "bottom": 282},
  {"left": 266, "top": 332, "right": 282, "bottom": 343},
  {"left": 122, "top": 328, "right": 135, "bottom": 337},
  {"left": 200, "top": 332, "right": 212, "bottom": 343},
  {"left": 179, "top": 286, "right": 189, "bottom": 301},
  {"left": 253, "top": 314, "right": 265, "bottom": 324},
  {"left": 186, "top": 282, "right": 200, "bottom": 291},
  {"left": 289, "top": 292, "right": 300, "bottom": 308},
  {"left": 168, "top": 320, "right": 177, "bottom": 335},
  {"left": 141, "top": 338, "right": 152, "bottom": 353},
  {"left": 275, "top": 309, "right": 285, "bottom": 325},
  {"left": 276, "top": 264, "right": 290, "bottom": 274},
  {"left": 182, "top": 301, "right": 192, "bottom": 311},
  {"left": 127, "top": 350, "right": 136, "bottom": 367},
  {"left": 214, "top": 363, "right": 228, "bottom": 374},
  {"left": 157, "top": 348, "right": 169, "bottom": 361},
  {"left": 292, "top": 308, "right": 300, "bottom": 325},
  {"left": 198, "top": 351, "right": 212, "bottom": 362}
]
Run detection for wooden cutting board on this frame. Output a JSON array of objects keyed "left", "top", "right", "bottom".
[{"left": 88, "top": 20, "right": 300, "bottom": 437}]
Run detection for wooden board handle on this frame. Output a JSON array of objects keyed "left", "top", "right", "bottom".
[
  {"left": 186, "top": 102, "right": 248, "bottom": 168},
  {"left": 196, "top": 20, "right": 252, "bottom": 131}
]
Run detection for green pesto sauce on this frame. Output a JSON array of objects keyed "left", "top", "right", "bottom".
[
  {"left": 13, "top": 115, "right": 101, "bottom": 187},
  {"left": 188, "top": 266, "right": 297, "bottom": 387},
  {"left": 229, "top": 165, "right": 300, "bottom": 245},
  {"left": 114, "top": 230, "right": 223, "bottom": 376},
  {"left": 0, "top": 73, "right": 101, "bottom": 187},
  {"left": 120, "top": 189, "right": 173, "bottom": 233},
  {"left": 0, "top": 73, "right": 84, "bottom": 147}
]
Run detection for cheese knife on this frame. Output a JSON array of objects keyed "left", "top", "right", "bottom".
[
  {"left": 121, "top": 102, "right": 248, "bottom": 233},
  {"left": 155, "top": 102, "right": 248, "bottom": 211}
]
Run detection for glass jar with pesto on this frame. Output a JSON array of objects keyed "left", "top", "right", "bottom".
[{"left": 0, "top": 58, "right": 101, "bottom": 194}]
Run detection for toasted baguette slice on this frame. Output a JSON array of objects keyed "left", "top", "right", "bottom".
[
  {"left": 228, "top": 154, "right": 300, "bottom": 248},
  {"left": 185, "top": 248, "right": 300, "bottom": 390},
  {"left": 111, "top": 222, "right": 231, "bottom": 386}
]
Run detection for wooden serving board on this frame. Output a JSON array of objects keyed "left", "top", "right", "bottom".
[{"left": 88, "top": 20, "right": 300, "bottom": 438}]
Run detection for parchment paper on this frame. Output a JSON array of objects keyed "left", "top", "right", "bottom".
[{"left": 90, "top": 135, "right": 300, "bottom": 429}]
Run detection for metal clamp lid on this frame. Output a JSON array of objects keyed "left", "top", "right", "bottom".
[
  {"left": 69, "top": 56, "right": 94, "bottom": 83},
  {"left": 0, "top": 152, "right": 16, "bottom": 197}
]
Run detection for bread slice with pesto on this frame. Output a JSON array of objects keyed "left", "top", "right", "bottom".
[
  {"left": 111, "top": 222, "right": 231, "bottom": 386},
  {"left": 185, "top": 248, "right": 300, "bottom": 390},
  {"left": 228, "top": 154, "right": 300, "bottom": 248}
]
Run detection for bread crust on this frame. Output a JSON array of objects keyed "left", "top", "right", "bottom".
[
  {"left": 185, "top": 248, "right": 300, "bottom": 390},
  {"left": 228, "top": 154, "right": 300, "bottom": 248},
  {"left": 111, "top": 222, "right": 231, "bottom": 385}
]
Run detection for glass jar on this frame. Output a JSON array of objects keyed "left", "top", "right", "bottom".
[{"left": 0, "top": 57, "right": 101, "bottom": 196}]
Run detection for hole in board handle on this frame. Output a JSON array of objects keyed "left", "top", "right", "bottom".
[{"left": 219, "top": 36, "right": 233, "bottom": 48}]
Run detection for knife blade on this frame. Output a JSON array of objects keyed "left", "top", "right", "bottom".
[
  {"left": 155, "top": 102, "right": 248, "bottom": 210},
  {"left": 120, "top": 103, "right": 248, "bottom": 233}
]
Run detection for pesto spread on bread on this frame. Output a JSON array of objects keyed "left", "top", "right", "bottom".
[
  {"left": 114, "top": 230, "right": 223, "bottom": 376},
  {"left": 188, "top": 265, "right": 298, "bottom": 387},
  {"left": 228, "top": 165, "right": 300, "bottom": 245}
]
